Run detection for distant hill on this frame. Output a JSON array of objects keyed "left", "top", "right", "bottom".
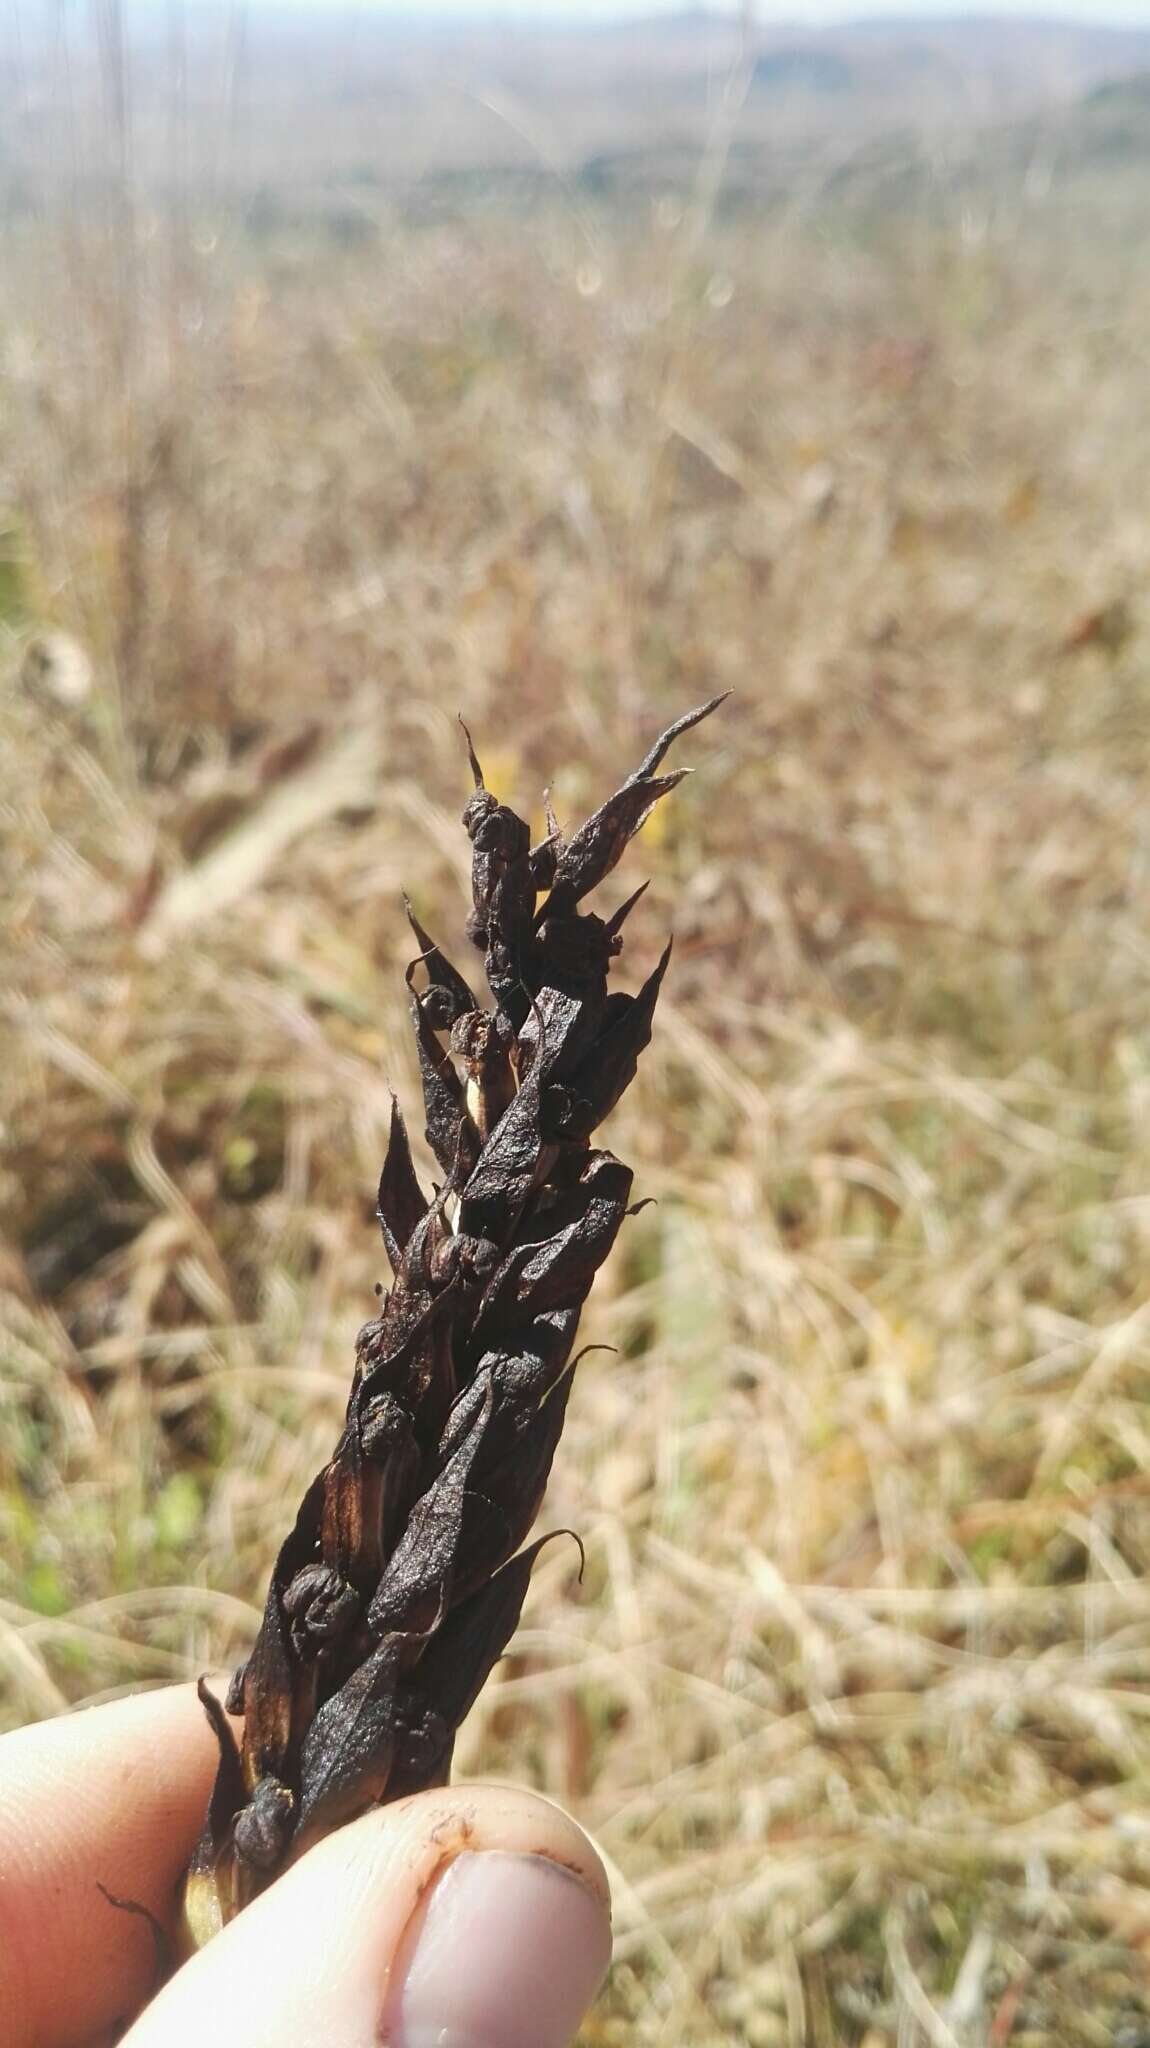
[
  {"left": 750, "top": 49, "right": 857, "bottom": 97},
  {"left": 6, "top": 8, "right": 1150, "bottom": 213},
  {"left": 1039, "top": 66, "right": 1150, "bottom": 167}
]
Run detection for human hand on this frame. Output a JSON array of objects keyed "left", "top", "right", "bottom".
[{"left": 0, "top": 1680, "right": 612, "bottom": 2048}]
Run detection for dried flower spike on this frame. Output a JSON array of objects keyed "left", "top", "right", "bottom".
[{"left": 181, "top": 694, "right": 726, "bottom": 1949}]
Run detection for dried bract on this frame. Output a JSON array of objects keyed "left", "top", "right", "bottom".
[{"left": 181, "top": 695, "right": 725, "bottom": 1948}]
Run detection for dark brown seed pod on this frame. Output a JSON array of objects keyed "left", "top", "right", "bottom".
[{"left": 180, "top": 696, "right": 725, "bottom": 1951}]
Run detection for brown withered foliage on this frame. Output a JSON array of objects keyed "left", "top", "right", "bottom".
[{"left": 181, "top": 695, "right": 726, "bottom": 1945}]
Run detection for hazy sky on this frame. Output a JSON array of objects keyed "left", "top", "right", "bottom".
[{"left": 371, "top": 2, "right": 1150, "bottom": 22}]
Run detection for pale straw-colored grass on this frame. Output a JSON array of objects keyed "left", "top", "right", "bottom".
[{"left": 3, "top": 139, "right": 1150, "bottom": 2045}]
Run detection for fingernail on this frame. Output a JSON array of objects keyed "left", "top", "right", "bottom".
[{"left": 382, "top": 1849, "right": 612, "bottom": 2048}]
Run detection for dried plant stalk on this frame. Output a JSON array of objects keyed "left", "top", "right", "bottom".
[{"left": 181, "top": 695, "right": 725, "bottom": 1947}]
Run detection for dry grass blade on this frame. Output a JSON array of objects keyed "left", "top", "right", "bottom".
[{"left": 139, "top": 726, "right": 384, "bottom": 951}]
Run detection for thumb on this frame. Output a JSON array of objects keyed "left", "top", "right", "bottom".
[{"left": 121, "top": 1783, "right": 612, "bottom": 2048}]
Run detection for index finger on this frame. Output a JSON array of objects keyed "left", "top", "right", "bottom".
[{"left": 0, "top": 1681, "right": 228, "bottom": 2048}]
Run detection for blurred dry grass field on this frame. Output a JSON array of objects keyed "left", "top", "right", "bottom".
[{"left": 4, "top": 81, "right": 1150, "bottom": 2044}]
